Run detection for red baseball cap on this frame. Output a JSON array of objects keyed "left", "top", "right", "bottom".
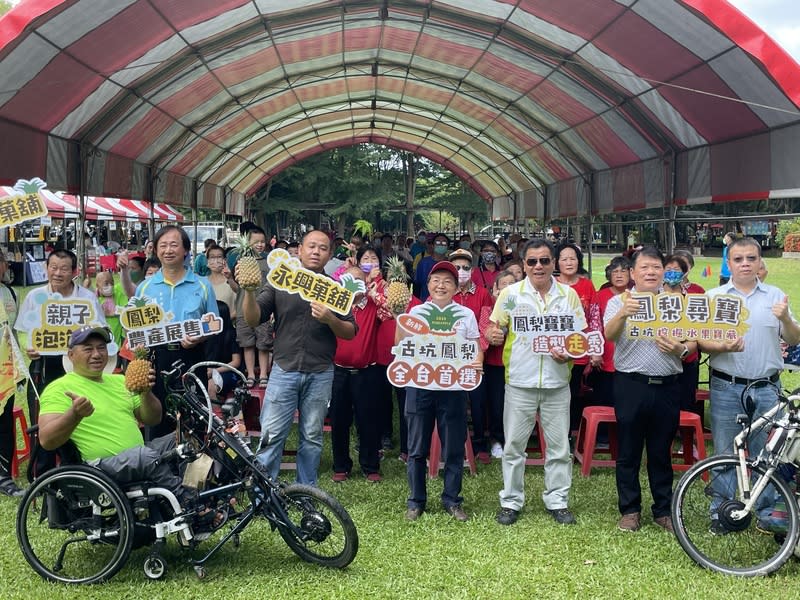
[{"left": 429, "top": 260, "right": 458, "bottom": 281}]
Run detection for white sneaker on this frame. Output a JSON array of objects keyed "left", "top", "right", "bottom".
[{"left": 491, "top": 442, "right": 504, "bottom": 458}]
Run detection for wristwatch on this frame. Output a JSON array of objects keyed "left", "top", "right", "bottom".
[{"left": 679, "top": 344, "right": 690, "bottom": 360}]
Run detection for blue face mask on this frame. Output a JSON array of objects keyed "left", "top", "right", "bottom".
[
  {"left": 663, "top": 270, "right": 684, "bottom": 287},
  {"left": 360, "top": 263, "right": 377, "bottom": 273},
  {"left": 434, "top": 245, "right": 448, "bottom": 255}
]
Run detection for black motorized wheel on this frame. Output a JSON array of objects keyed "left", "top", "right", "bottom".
[
  {"left": 275, "top": 484, "right": 358, "bottom": 568},
  {"left": 16, "top": 465, "right": 135, "bottom": 584},
  {"left": 671, "top": 455, "right": 800, "bottom": 576}
]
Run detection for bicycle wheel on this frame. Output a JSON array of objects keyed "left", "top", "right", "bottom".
[
  {"left": 671, "top": 455, "right": 800, "bottom": 576},
  {"left": 275, "top": 484, "right": 358, "bottom": 568},
  {"left": 16, "top": 465, "right": 135, "bottom": 584}
]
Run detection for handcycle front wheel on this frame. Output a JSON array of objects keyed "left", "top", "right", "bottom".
[
  {"left": 275, "top": 484, "right": 358, "bottom": 569},
  {"left": 16, "top": 465, "right": 135, "bottom": 584},
  {"left": 671, "top": 455, "right": 800, "bottom": 576}
]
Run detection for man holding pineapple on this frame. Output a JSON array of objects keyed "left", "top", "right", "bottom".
[{"left": 241, "top": 230, "right": 357, "bottom": 486}]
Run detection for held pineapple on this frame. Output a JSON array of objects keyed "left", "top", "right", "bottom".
[
  {"left": 234, "top": 233, "right": 262, "bottom": 289},
  {"left": 385, "top": 256, "right": 412, "bottom": 314},
  {"left": 125, "top": 345, "right": 152, "bottom": 394}
]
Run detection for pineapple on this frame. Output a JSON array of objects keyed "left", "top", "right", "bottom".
[
  {"left": 415, "top": 303, "right": 463, "bottom": 334},
  {"left": 234, "top": 233, "right": 261, "bottom": 289},
  {"left": 125, "top": 345, "right": 152, "bottom": 394},
  {"left": 385, "top": 256, "right": 411, "bottom": 314}
]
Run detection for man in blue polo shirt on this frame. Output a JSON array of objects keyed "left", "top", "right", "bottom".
[{"left": 136, "top": 225, "right": 219, "bottom": 440}]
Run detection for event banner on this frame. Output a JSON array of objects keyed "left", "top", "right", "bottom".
[
  {"left": 624, "top": 292, "right": 749, "bottom": 341},
  {"left": 387, "top": 310, "right": 482, "bottom": 391},
  {"left": 0, "top": 178, "right": 48, "bottom": 228},
  {"left": 266, "top": 248, "right": 364, "bottom": 315},
  {"left": 120, "top": 297, "right": 223, "bottom": 348}
]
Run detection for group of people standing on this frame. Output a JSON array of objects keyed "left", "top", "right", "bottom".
[{"left": 2, "top": 226, "right": 797, "bottom": 540}]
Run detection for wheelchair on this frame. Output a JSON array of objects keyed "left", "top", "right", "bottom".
[{"left": 16, "top": 361, "right": 359, "bottom": 584}]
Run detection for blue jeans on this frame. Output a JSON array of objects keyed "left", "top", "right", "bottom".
[
  {"left": 256, "top": 363, "right": 334, "bottom": 486},
  {"left": 709, "top": 375, "right": 780, "bottom": 518}
]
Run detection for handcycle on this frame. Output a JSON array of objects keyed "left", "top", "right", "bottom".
[
  {"left": 671, "top": 380, "right": 800, "bottom": 576},
  {"left": 15, "top": 361, "right": 359, "bottom": 584}
]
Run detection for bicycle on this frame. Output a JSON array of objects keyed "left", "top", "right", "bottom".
[
  {"left": 671, "top": 381, "right": 800, "bottom": 576},
  {"left": 16, "top": 361, "right": 359, "bottom": 583}
]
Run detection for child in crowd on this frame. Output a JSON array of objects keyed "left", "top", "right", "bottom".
[
  {"left": 206, "top": 301, "right": 242, "bottom": 402},
  {"left": 484, "top": 269, "right": 516, "bottom": 458},
  {"left": 93, "top": 270, "right": 128, "bottom": 346}
]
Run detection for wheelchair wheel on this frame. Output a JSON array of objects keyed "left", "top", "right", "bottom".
[
  {"left": 276, "top": 484, "right": 358, "bottom": 568},
  {"left": 16, "top": 465, "right": 135, "bottom": 584},
  {"left": 671, "top": 455, "right": 800, "bottom": 576}
]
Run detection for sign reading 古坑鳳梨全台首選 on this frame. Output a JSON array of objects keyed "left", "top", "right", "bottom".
[
  {"left": 387, "top": 310, "right": 482, "bottom": 391},
  {"left": 623, "top": 292, "right": 749, "bottom": 342}
]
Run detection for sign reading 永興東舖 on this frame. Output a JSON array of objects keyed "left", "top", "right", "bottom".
[
  {"left": 266, "top": 249, "right": 365, "bottom": 316},
  {"left": 120, "top": 297, "right": 223, "bottom": 348},
  {"left": 623, "top": 292, "right": 749, "bottom": 341},
  {"left": 387, "top": 310, "right": 482, "bottom": 391},
  {"left": 0, "top": 178, "right": 49, "bottom": 229}
]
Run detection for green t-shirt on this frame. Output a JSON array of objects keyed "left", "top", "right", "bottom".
[{"left": 39, "top": 372, "right": 144, "bottom": 461}]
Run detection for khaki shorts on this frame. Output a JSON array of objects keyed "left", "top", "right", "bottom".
[{"left": 235, "top": 317, "right": 274, "bottom": 351}]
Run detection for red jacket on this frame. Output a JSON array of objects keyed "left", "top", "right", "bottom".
[
  {"left": 375, "top": 295, "right": 422, "bottom": 366},
  {"left": 334, "top": 298, "right": 380, "bottom": 369}
]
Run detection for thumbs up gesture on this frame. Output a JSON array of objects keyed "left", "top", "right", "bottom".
[
  {"left": 620, "top": 291, "right": 640, "bottom": 318},
  {"left": 772, "top": 295, "right": 791, "bottom": 322}
]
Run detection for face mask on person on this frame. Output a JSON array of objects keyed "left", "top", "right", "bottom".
[
  {"left": 459, "top": 241, "right": 470, "bottom": 250},
  {"left": 100, "top": 284, "right": 113, "bottom": 297},
  {"left": 418, "top": 235, "right": 426, "bottom": 243},
  {"left": 130, "top": 270, "right": 143, "bottom": 284},
  {"left": 663, "top": 270, "right": 684, "bottom": 287},
  {"left": 482, "top": 252, "right": 496, "bottom": 264},
  {"left": 434, "top": 245, "right": 448, "bottom": 256},
  {"left": 360, "top": 263, "right": 377, "bottom": 274},
  {"left": 457, "top": 270, "right": 471, "bottom": 285}
]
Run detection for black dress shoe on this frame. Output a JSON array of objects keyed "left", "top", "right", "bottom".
[{"left": 548, "top": 508, "right": 576, "bottom": 525}]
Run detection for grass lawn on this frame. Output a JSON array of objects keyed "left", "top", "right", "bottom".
[{"left": 2, "top": 253, "right": 800, "bottom": 598}]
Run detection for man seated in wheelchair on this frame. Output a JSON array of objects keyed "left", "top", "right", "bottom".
[{"left": 37, "top": 325, "right": 220, "bottom": 532}]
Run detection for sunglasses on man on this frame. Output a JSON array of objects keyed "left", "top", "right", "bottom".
[{"left": 525, "top": 257, "right": 552, "bottom": 266}]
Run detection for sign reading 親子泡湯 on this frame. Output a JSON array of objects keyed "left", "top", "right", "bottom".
[
  {"left": 623, "top": 292, "right": 749, "bottom": 341},
  {"left": 30, "top": 299, "right": 98, "bottom": 354}
]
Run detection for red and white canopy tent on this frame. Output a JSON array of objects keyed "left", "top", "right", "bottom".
[{"left": 0, "top": 187, "right": 183, "bottom": 222}]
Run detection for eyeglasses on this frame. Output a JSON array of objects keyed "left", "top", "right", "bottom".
[
  {"left": 208, "top": 257, "right": 224, "bottom": 262},
  {"left": 434, "top": 241, "right": 448, "bottom": 247},
  {"left": 731, "top": 255, "right": 759, "bottom": 263},
  {"left": 455, "top": 265, "right": 472, "bottom": 271},
  {"left": 525, "top": 257, "right": 552, "bottom": 266}
]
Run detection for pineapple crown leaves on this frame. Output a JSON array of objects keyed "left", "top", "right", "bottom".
[
  {"left": 385, "top": 255, "right": 410, "bottom": 282},
  {"left": 13, "top": 177, "right": 47, "bottom": 194},
  {"left": 235, "top": 232, "right": 257, "bottom": 258},
  {"left": 340, "top": 273, "right": 366, "bottom": 295},
  {"left": 351, "top": 219, "right": 373, "bottom": 240},
  {"left": 415, "top": 303, "right": 463, "bottom": 332}
]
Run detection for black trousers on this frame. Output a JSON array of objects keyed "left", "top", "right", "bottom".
[
  {"left": 0, "top": 391, "right": 14, "bottom": 477},
  {"left": 147, "top": 344, "right": 208, "bottom": 441},
  {"left": 613, "top": 372, "right": 680, "bottom": 518},
  {"left": 330, "top": 365, "right": 380, "bottom": 475}
]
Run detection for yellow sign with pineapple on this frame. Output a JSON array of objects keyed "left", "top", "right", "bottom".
[
  {"left": 265, "top": 249, "right": 365, "bottom": 315},
  {"left": 0, "top": 178, "right": 49, "bottom": 228}
]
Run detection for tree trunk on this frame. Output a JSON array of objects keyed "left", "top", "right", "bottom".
[{"left": 403, "top": 152, "right": 417, "bottom": 236}]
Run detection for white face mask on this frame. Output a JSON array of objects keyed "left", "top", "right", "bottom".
[
  {"left": 100, "top": 285, "right": 113, "bottom": 296},
  {"left": 457, "top": 270, "right": 471, "bottom": 285}
]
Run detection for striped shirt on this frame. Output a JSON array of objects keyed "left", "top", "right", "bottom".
[{"left": 604, "top": 289, "right": 682, "bottom": 376}]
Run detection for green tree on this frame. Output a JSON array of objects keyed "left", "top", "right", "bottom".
[{"left": 0, "top": 2, "right": 12, "bottom": 17}]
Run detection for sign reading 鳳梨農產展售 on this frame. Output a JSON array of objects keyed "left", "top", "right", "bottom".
[
  {"left": 266, "top": 248, "right": 365, "bottom": 315},
  {"left": 623, "top": 292, "right": 749, "bottom": 342},
  {"left": 0, "top": 178, "right": 49, "bottom": 229},
  {"left": 119, "top": 296, "right": 223, "bottom": 348},
  {"left": 387, "top": 309, "right": 482, "bottom": 391}
]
